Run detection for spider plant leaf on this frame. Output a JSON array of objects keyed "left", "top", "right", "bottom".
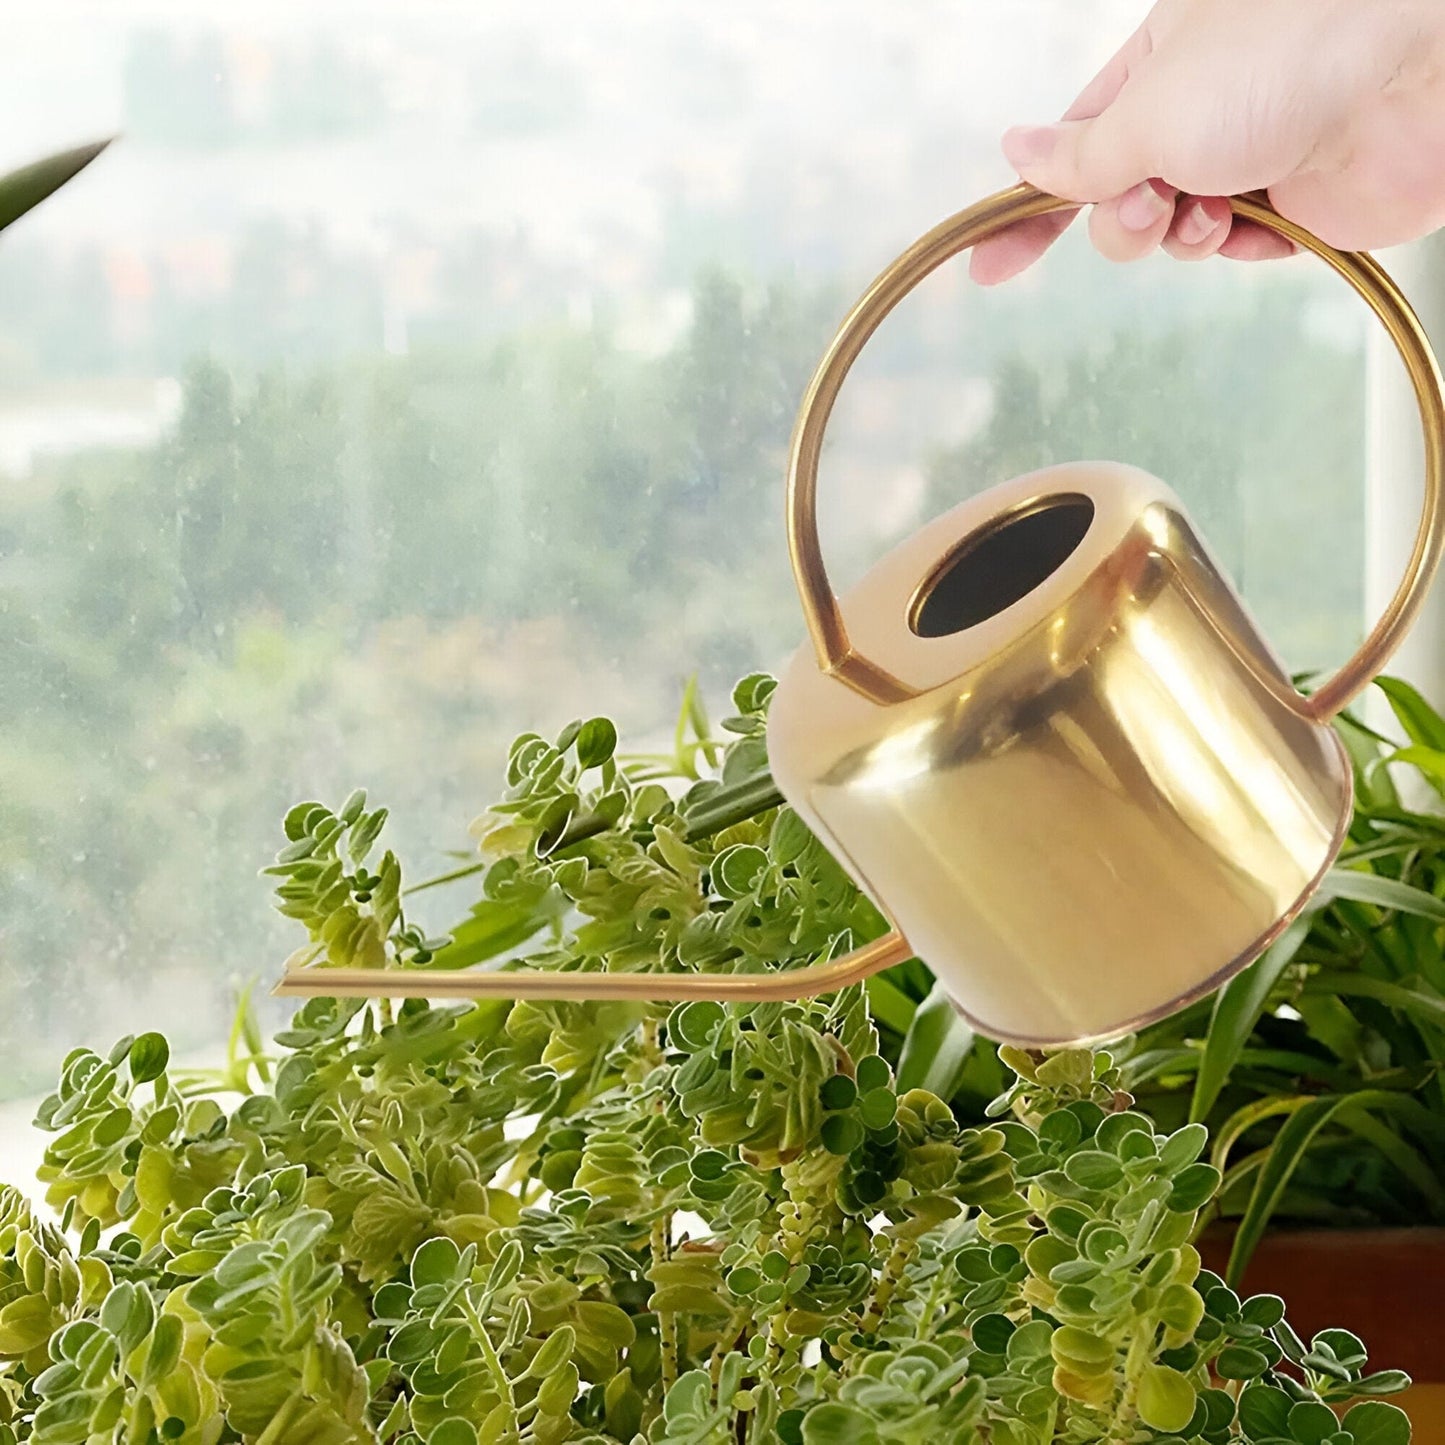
[
  {"left": 1375, "top": 745, "right": 1445, "bottom": 802},
  {"left": 1335, "top": 1106, "right": 1445, "bottom": 1213},
  {"left": 1377, "top": 676, "right": 1445, "bottom": 751},
  {"left": 1189, "top": 917, "right": 1309, "bottom": 1125},
  {"left": 1227, "top": 1089, "right": 1429, "bottom": 1285},
  {"left": 865, "top": 973, "right": 917, "bottom": 1037},
  {"left": 1318, "top": 868, "right": 1445, "bottom": 923},
  {"left": 897, "top": 980, "right": 975, "bottom": 1100}
]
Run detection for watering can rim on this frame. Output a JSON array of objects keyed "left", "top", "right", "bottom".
[{"left": 778, "top": 458, "right": 1286, "bottom": 712}]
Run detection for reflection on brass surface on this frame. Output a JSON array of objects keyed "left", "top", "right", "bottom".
[
  {"left": 768, "top": 462, "right": 1352, "bottom": 1045},
  {"left": 277, "top": 184, "right": 1445, "bottom": 1046}
]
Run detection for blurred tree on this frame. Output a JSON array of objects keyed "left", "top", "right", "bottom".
[
  {"left": 122, "top": 29, "right": 238, "bottom": 149},
  {"left": 924, "top": 286, "right": 1363, "bottom": 667}
]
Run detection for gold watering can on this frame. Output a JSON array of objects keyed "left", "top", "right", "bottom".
[{"left": 277, "top": 183, "right": 1445, "bottom": 1046}]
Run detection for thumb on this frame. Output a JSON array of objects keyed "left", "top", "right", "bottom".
[{"left": 1003, "top": 100, "right": 1161, "bottom": 203}]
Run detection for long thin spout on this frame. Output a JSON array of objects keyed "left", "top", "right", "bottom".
[{"left": 271, "top": 929, "right": 913, "bottom": 1002}]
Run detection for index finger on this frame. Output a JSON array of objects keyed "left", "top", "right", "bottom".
[{"left": 971, "top": 22, "right": 1154, "bottom": 286}]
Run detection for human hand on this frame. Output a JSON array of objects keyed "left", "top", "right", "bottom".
[{"left": 971, "top": 0, "right": 1445, "bottom": 285}]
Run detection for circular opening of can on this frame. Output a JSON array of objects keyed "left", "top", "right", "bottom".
[{"left": 909, "top": 494, "right": 1095, "bottom": 638}]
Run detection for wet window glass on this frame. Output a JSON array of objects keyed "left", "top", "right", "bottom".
[{"left": 0, "top": 0, "right": 1364, "bottom": 1159}]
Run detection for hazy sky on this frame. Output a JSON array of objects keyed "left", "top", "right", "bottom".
[{"left": 0, "top": 1, "right": 1152, "bottom": 254}]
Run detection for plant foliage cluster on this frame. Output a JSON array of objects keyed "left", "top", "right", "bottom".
[{"left": 0, "top": 678, "right": 1411, "bottom": 1444}]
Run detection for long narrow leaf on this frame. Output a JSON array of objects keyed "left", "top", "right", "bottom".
[
  {"left": 1336, "top": 1107, "right": 1445, "bottom": 1212},
  {"left": 1337, "top": 835, "right": 1436, "bottom": 867},
  {"left": 1333, "top": 708, "right": 1399, "bottom": 811},
  {"left": 1319, "top": 867, "right": 1445, "bottom": 923},
  {"left": 1190, "top": 917, "right": 1309, "bottom": 1123},
  {"left": 405, "top": 859, "right": 488, "bottom": 895},
  {"left": 1227, "top": 1089, "right": 1425, "bottom": 1284},
  {"left": 1353, "top": 805, "right": 1445, "bottom": 839},
  {"left": 896, "top": 981, "right": 976, "bottom": 1099},
  {"left": 0, "top": 138, "right": 112, "bottom": 234},
  {"left": 1377, "top": 676, "right": 1445, "bottom": 751},
  {"left": 1124, "top": 1047, "right": 1202, "bottom": 1088},
  {"left": 1306, "top": 973, "right": 1445, "bottom": 1031},
  {"left": 1213, "top": 1096, "right": 1312, "bottom": 1175},
  {"left": 1377, "top": 745, "right": 1445, "bottom": 803},
  {"left": 429, "top": 893, "right": 562, "bottom": 970},
  {"left": 1136, "top": 1047, "right": 1358, "bottom": 1091},
  {"left": 865, "top": 974, "right": 917, "bottom": 1037}
]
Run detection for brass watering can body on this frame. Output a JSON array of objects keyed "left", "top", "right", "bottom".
[
  {"left": 766, "top": 459, "right": 1354, "bottom": 1044},
  {"left": 278, "top": 185, "right": 1445, "bottom": 1048}
]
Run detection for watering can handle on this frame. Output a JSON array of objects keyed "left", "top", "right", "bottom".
[{"left": 786, "top": 181, "right": 1445, "bottom": 720}]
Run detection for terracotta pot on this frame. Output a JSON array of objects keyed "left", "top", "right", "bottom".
[{"left": 1198, "top": 1227, "right": 1445, "bottom": 1441}]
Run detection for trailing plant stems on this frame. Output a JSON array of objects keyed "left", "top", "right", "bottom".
[{"left": 405, "top": 771, "right": 787, "bottom": 898}]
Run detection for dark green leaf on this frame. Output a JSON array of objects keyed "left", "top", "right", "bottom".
[
  {"left": 803, "top": 1404, "right": 882, "bottom": 1445},
  {"left": 1352, "top": 1372, "right": 1412, "bottom": 1398},
  {"left": 821, "top": 1116, "right": 864, "bottom": 1156},
  {"left": 713, "top": 844, "right": 768, "bottom": 900},
  {"left": 0, "top": 139, "right": 111, "bottom": 233},
  {"left": 1341, "top": 1403, "right": 1411, "bottom": 1445},
  {"left": 389, "top": 1321, "right": 440, "bottom": 1365},
  {"left": 128, "top": 1034, "right": 170, "bottom": 1084},
  {"left": 1062, "top": 1151, "right": 1123, "bottom": 1190},
  {"left": 1288, "top": 1402, "right": 1342, "bottom": 1445},
  {"left": 858, "top": 1088, "right": 896, "bottom": 1131},
  {"left": 575, "top": 718, "right": 618, "bottom": 769},
  {"left": 1167, "top": 1162, "right": 1221, "bottom": 1213},
  {"left": 972, "top": 1314, "right": 1015, "bottom": 1354},
  {"left": 671, "top": 1001, "right": 726, "bottom": 1052},
  {"left": 1237, "top": 1385, "right": 1293, "bottom": 1442},
  {"left": 1240, "top": 1295, "right": 1286, "bottom": 1329},
  {"left": 485, "top": 1240, "right": 524, "bottom": 1298},
  {"left": 411, "top": 1238, "right": 462, "bottom": 1289},
  {"left": 1312, "top": 1328, "right": 1368, "bottom": 1370},
  {"left": 1158, "top": 1122, "right": 1208, "bottom": 1173},
  {"left": 731, "top": 674, "right": 777, "bottom": 714},
  {"left": 1215, "top": 1345, "right": 1269, "bottom": 1380},
  {"left": 429, "top": 1418, "right": 480, "bottom": 1445}
]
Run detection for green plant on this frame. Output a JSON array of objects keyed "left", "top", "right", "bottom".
[
  {"left": 0, "top": 140, "right": 111, "bottom": 236},
  {"left": 0, "top": 677, "right": 1409, "bottom": 1442},
  {"left": 582, "top": 671, "right": 1445, "bottom": 1294}
]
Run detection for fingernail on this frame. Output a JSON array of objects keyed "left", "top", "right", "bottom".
[
  {"left": 1002, "top": 125, "right": 1058, "bottom": 169},
  {"left": 1176, "top": 200, "right": 1218, "bottom": 246},
  {"left": 1117, "top": 180, "right": 1171, "bottom": 232}
]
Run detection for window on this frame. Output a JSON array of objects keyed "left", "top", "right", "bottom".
[{"left": 1, "top": 1, "right": 1374, "bottom": 1147}]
